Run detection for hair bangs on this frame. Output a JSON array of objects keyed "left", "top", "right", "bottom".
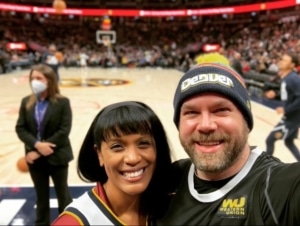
[{"left": 94, "top": 106, "right": 152, "bottom": 144}]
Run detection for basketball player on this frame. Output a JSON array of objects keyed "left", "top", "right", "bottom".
[
  {"left": 265, "top": 52, "right": 300, "bottom": 161},
  {"left": 79, "top": 48, "right": 89, "bottom": 86},
  {"left": 158, "top": 53, "right": 300, "bottom": 225},
  {"left": 79, "top": 48, "right": 89, "bottom": 69},
  {"left": 42, "top": 44, "right": 60, "bottom": 82}
]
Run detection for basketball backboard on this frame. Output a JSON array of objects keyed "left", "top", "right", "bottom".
[{"left": 96, "top": 30, "right": 116, "bottom": 45}]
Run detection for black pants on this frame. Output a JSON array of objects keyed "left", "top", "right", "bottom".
[
  {"left": 0, "top": 58, "right": 7, "bottom": 73},
  {"left": 29, "top": 158, "right": 72, "bottom": 225},
  {"left": 266, "top": 118, "right": 300, "bottom": 162},
  {"left": 42, "top": 63, "right": 60, "bottom": 82}
]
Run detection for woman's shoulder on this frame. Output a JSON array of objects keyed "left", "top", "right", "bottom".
[
  {"left": 19, "top": 95, "right": 32, "bottom": 106},
  {"left": 53, "top": 95, "right": 70, "bottom": 105},
  {"left": 51, "top": 213, "right": 81, "bottom": 226},
  {"left": 56, "top": 95, "right": 70, "bottom": 101},
  {"left": 52, "top": 189, "right": 94, "bottom": 225},
  {"left": 21, "top": 95, "right": 31, "bottom": 102}
]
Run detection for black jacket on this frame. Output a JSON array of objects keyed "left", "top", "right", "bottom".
[{"left": 15, "top": 95, "right": 73, "bottom": 165}]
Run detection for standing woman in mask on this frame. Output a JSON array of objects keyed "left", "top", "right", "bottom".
[{"left": 15, "top": 64, "right": 73, "bottom": 225}]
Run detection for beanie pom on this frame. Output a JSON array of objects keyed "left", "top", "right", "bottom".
[{"left": 194, "top": 53, "right": 231, "bottom": 67}]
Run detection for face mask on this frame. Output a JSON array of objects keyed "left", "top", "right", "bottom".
[{"left": 31, "top": 80, "right": 47, "bottom": 95}]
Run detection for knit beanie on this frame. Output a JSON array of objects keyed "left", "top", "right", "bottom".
[{"left": 173, "top": 53, "right": 253, "bottom": 131}]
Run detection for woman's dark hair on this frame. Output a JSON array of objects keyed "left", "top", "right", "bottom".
[
  {"left": 29, "top": 64, "right": 60, "bottom": 97},
  {"left": 77, "top": 101, "right": 173, "bottom": 218}
]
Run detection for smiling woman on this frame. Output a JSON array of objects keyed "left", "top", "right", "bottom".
[{"left": 51, "top": 101, "right": 173, "bottom": 226}]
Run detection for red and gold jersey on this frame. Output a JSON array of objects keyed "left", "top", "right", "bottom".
[{"left": 51, "top": 183, "right": 125, "bottom": 225}]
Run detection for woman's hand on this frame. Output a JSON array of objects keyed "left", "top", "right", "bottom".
[
  {"left": 26, "top": 151, "right": 41, "bottom": 164},
  {"left": 34, "top": 141, "right": 56, "bottom": 156}
]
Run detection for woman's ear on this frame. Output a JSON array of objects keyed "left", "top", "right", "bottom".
[{"left": 94, "top": 144, "right": 104, "bottom": 167}]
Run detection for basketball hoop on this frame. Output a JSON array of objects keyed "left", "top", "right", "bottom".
[{"left": 96, "top": 30, "right": 116, "bottom": 45}]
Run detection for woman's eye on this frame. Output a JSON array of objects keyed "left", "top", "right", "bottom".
[
  {"left": 110, "top": 143, "right": 123, "bottom": 151},
  {"left": 138, "top": 140, "right": 151, "bottom": 148}
]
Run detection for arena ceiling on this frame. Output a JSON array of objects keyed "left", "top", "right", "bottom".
[{"left": 1, "top": 0, "right": 284, "bottom": 9}]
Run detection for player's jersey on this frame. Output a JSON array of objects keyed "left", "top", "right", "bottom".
[
  {"left": 281, "top": 71, "right": 300, "bottom": 120},
  {"left": 157, "top": 147, "right": 300, "bottom": 225},
  {"left": 52, "top": 183, "right": 126, "bottom": 225},
  {"left": 79, "top": 53, "right": 89, "bottom": 66}
]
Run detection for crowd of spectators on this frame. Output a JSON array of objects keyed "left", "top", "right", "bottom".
[{"left": 0, "top": 8, "right": 300, "bottom": 83}]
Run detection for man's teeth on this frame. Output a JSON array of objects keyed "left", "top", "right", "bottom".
[
  {"left": 123, "top": 169, "right": 144, "bottom": 178},
  {"left": 199, "top": 141, "right": 220, "bottom": 145}
]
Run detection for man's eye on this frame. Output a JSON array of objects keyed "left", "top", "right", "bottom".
[
  {"left": 214, "top": 108, "right": 230, "bottom": 114},
  {"left": 183, "top": 110, "right": 197, "bottom": 115}
]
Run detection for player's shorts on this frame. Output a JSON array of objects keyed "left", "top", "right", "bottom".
[{"left": 271, "top": 117, "right": 300, "bottom": 140}]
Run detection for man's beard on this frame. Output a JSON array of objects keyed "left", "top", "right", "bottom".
[{"left": 180, "top": 125, "right": 249, "bottom": 174}]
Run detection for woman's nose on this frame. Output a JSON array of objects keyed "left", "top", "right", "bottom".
[{"left": 124, "top": 147, "right": 142, "bottom": 165}]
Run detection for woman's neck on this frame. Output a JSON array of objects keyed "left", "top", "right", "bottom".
[
  {"left": 103, "top": 183, "right": 147, "bottom": 226},
  {"left": 37, "top": 92, "right": 48, "bottom": 101}
]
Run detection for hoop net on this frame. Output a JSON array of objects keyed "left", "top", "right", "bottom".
[{"left": 102, "top": 36, "right": 111, "bottom": 47}]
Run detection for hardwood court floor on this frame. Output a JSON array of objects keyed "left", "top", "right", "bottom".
[{"left": 0, "top": 67, "right": 299, "bottom": 187}]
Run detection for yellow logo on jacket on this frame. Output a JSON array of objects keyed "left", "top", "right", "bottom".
[{"left": 218, "top": 197, "right": 246, "bottom": 218}]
